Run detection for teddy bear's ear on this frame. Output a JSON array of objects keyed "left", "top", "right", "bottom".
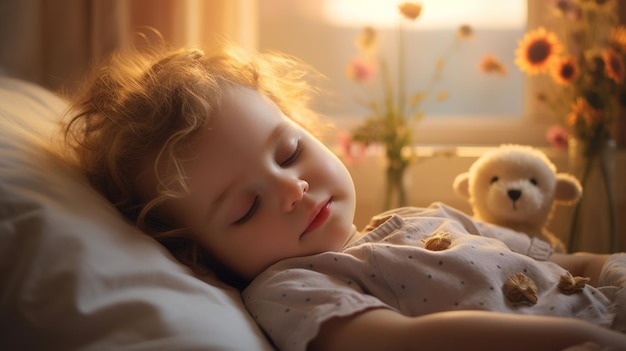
[
  {"left": 554, "top": 173, "right": 583, "bottom": 205},
  {"left": 453, "top": 172, "right": 471, "bottom": 199}
]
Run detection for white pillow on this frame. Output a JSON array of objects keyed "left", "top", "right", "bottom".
[{"left": 0, "top": 77, "right": 274, "bottom": 350}]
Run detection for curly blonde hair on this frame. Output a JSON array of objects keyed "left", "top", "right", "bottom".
[{"left": 64, "top": 43, "right": 321, "bottom": 274}]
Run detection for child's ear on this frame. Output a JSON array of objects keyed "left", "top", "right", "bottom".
[
  {"left": 453, "top": 172, "right": 471, "bottom": 199},
  {"left": 554, "top": 173, "right": 582, "bottom": 205}
]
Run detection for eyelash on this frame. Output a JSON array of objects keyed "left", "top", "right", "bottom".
[
  {"left": 234, "top": 196, "right": 260, "bottom": 225},
  {"left": 233, "top": 141, "right": 302, "bottom": 225},
  {"left": 280, "top": 141, "right": 302, "bottom": 167}
]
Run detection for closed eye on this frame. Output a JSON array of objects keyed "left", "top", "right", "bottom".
[
  {"left": 529, "top": 178, "right": 538, "bottom": 186},
  {"left": 234, "top": 196, "right": 260, "bottom": 225},
  {"left": 280, "top": 140, "right": 302, "bottom": 167},
  {"left": 490, "top": 176, "right": 499, "bottom": 184}
]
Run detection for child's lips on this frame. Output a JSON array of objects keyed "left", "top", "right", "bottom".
[{"left": 302, "top": 199, "right": 332, "bottom": 236}]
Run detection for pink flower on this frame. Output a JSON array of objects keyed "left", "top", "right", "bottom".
[
  {"left": 336, "top": 131, "right": 366, "bottom": 165},
  {"left": 546, "top": 124, "right": 569, "bottom": 149},
  {"left": 346, "top": 57, "right": 376, "bottom": 83}
]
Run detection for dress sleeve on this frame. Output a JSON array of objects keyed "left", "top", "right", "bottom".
[
  {"left": 243, "top": 262, "right": 391, "bottom": 351},
  {"left": 599, "top": 253, "right": 626, "bottom": 287}
]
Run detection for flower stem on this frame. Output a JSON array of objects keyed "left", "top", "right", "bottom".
[
  {"left": 598, "top": 146, "right": 618, "bottom": 251},
  {"left": 384, "top": 162, "right": 408, "bottom": 209},
  {"left": 567, "top": 150, "right": 593, "bottom": 252},
  {"left": 397, "top": 20, "right": 406, "bottom": 119}
]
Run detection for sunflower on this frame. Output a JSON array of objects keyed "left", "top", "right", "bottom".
[
  {"left": 567, "top": 97, "right": 602, "bottom": 129},
  {"left": 551, "top": 55, "right": 579, "bottom": 85},
  {"left": 398, "top": 2, "right": 422, "bottom": 21},
  {"left": 603, "top": 48, "right": 625, "bottom": 83},
  {"left": 610, "top": 25, "right": 626, "bottom": 51},
  {"left": 515, "top": 27, "right": 563, "bottom": 75}
]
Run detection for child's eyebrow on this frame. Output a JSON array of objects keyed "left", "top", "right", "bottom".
[
  {"left": 204, "top": 121, "right": 289, "bottom": 224},
  {"left": 265, "top": 121, "right": 289, "bottom": 148},
  {"left": 206, "top": 184, "right": 231, "bottom": 224}
]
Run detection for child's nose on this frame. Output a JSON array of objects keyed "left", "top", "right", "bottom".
[{"left": 282, "top": 178, "right": 309, "bottom": 212}]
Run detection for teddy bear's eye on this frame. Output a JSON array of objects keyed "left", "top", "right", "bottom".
[
  {"left": 529, "top": 178, "right": 538, "bottom": 186},
  {"left": 490, "top": 176, "right": 499, "bottom": 184}
]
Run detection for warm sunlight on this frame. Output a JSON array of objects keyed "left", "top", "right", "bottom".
[{"left": 324, "top": 0, "right": 526, "bottom": 28}]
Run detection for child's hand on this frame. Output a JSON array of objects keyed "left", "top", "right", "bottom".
[{"left": 577, "top": 322, "right": 626, "bottom": 351}]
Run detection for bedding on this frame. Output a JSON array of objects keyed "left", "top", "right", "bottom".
[{"left": 0, "top": 77, "right": 274, "bottom": 350}]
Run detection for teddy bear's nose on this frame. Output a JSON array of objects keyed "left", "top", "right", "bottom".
[{"left": 508, "top": 189, "right": 522, "bottom": 201}]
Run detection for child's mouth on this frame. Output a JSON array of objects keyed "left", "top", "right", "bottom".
[{"left": 302, "top": 199, "right": 332, "bottom": 236}]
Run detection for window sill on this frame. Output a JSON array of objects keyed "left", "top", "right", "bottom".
[{"left": 322, "top": 114, "right": 553, "bottom": 148}]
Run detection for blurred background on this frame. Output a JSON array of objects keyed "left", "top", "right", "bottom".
[{"left": 1, "top": 0, "right": 624, "bottom": 251}]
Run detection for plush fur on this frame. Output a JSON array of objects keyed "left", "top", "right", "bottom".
[{"left": 453, "top": 144, "right": 582, "bottom": 253}]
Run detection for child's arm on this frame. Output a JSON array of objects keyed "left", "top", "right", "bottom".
[
  {"left": 550, "top": 252, "right": 610, "bottom": 286},
  {"left": 309, "top": 308, "right": 626, "bottom": 351}
]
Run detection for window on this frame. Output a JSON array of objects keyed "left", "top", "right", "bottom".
[{"left": 257, "top": 0, "right": 551, "bottom": 146}]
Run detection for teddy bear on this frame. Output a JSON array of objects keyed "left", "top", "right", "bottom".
[{"left": 453, "top": 144, "right": 582, "bottom": 253}]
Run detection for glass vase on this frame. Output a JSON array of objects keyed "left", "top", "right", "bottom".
[
  {"left": 383, "top": 160, "right": 409, "bottom": 210},
  {"left": 567, "top": 136, "right": 618, "bottom": 253}
]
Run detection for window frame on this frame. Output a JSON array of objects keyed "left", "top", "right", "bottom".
[{"left": 255, "top": 0, "right": 559, "bottom": 147}]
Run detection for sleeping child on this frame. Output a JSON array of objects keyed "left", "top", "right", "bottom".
[{"left": 64, "top": 43, "right": 626, "bottom": 351}]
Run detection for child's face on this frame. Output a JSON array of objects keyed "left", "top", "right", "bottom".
[{"left": 158, "top": 85, "right": 356, "bottom": 280}]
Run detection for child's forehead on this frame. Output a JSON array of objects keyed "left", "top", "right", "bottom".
[
  {"left": 218, "top": 85, "right": 276, "bottom": 114},
  {"left": 213, "top": 86, "right": 286, "bottom": 127},
  {"left": 192, "top": 86, "right": 289, "bottom": 157},
  {"left": 181, "top": 87, "right": 295, "bottom": 202}
]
